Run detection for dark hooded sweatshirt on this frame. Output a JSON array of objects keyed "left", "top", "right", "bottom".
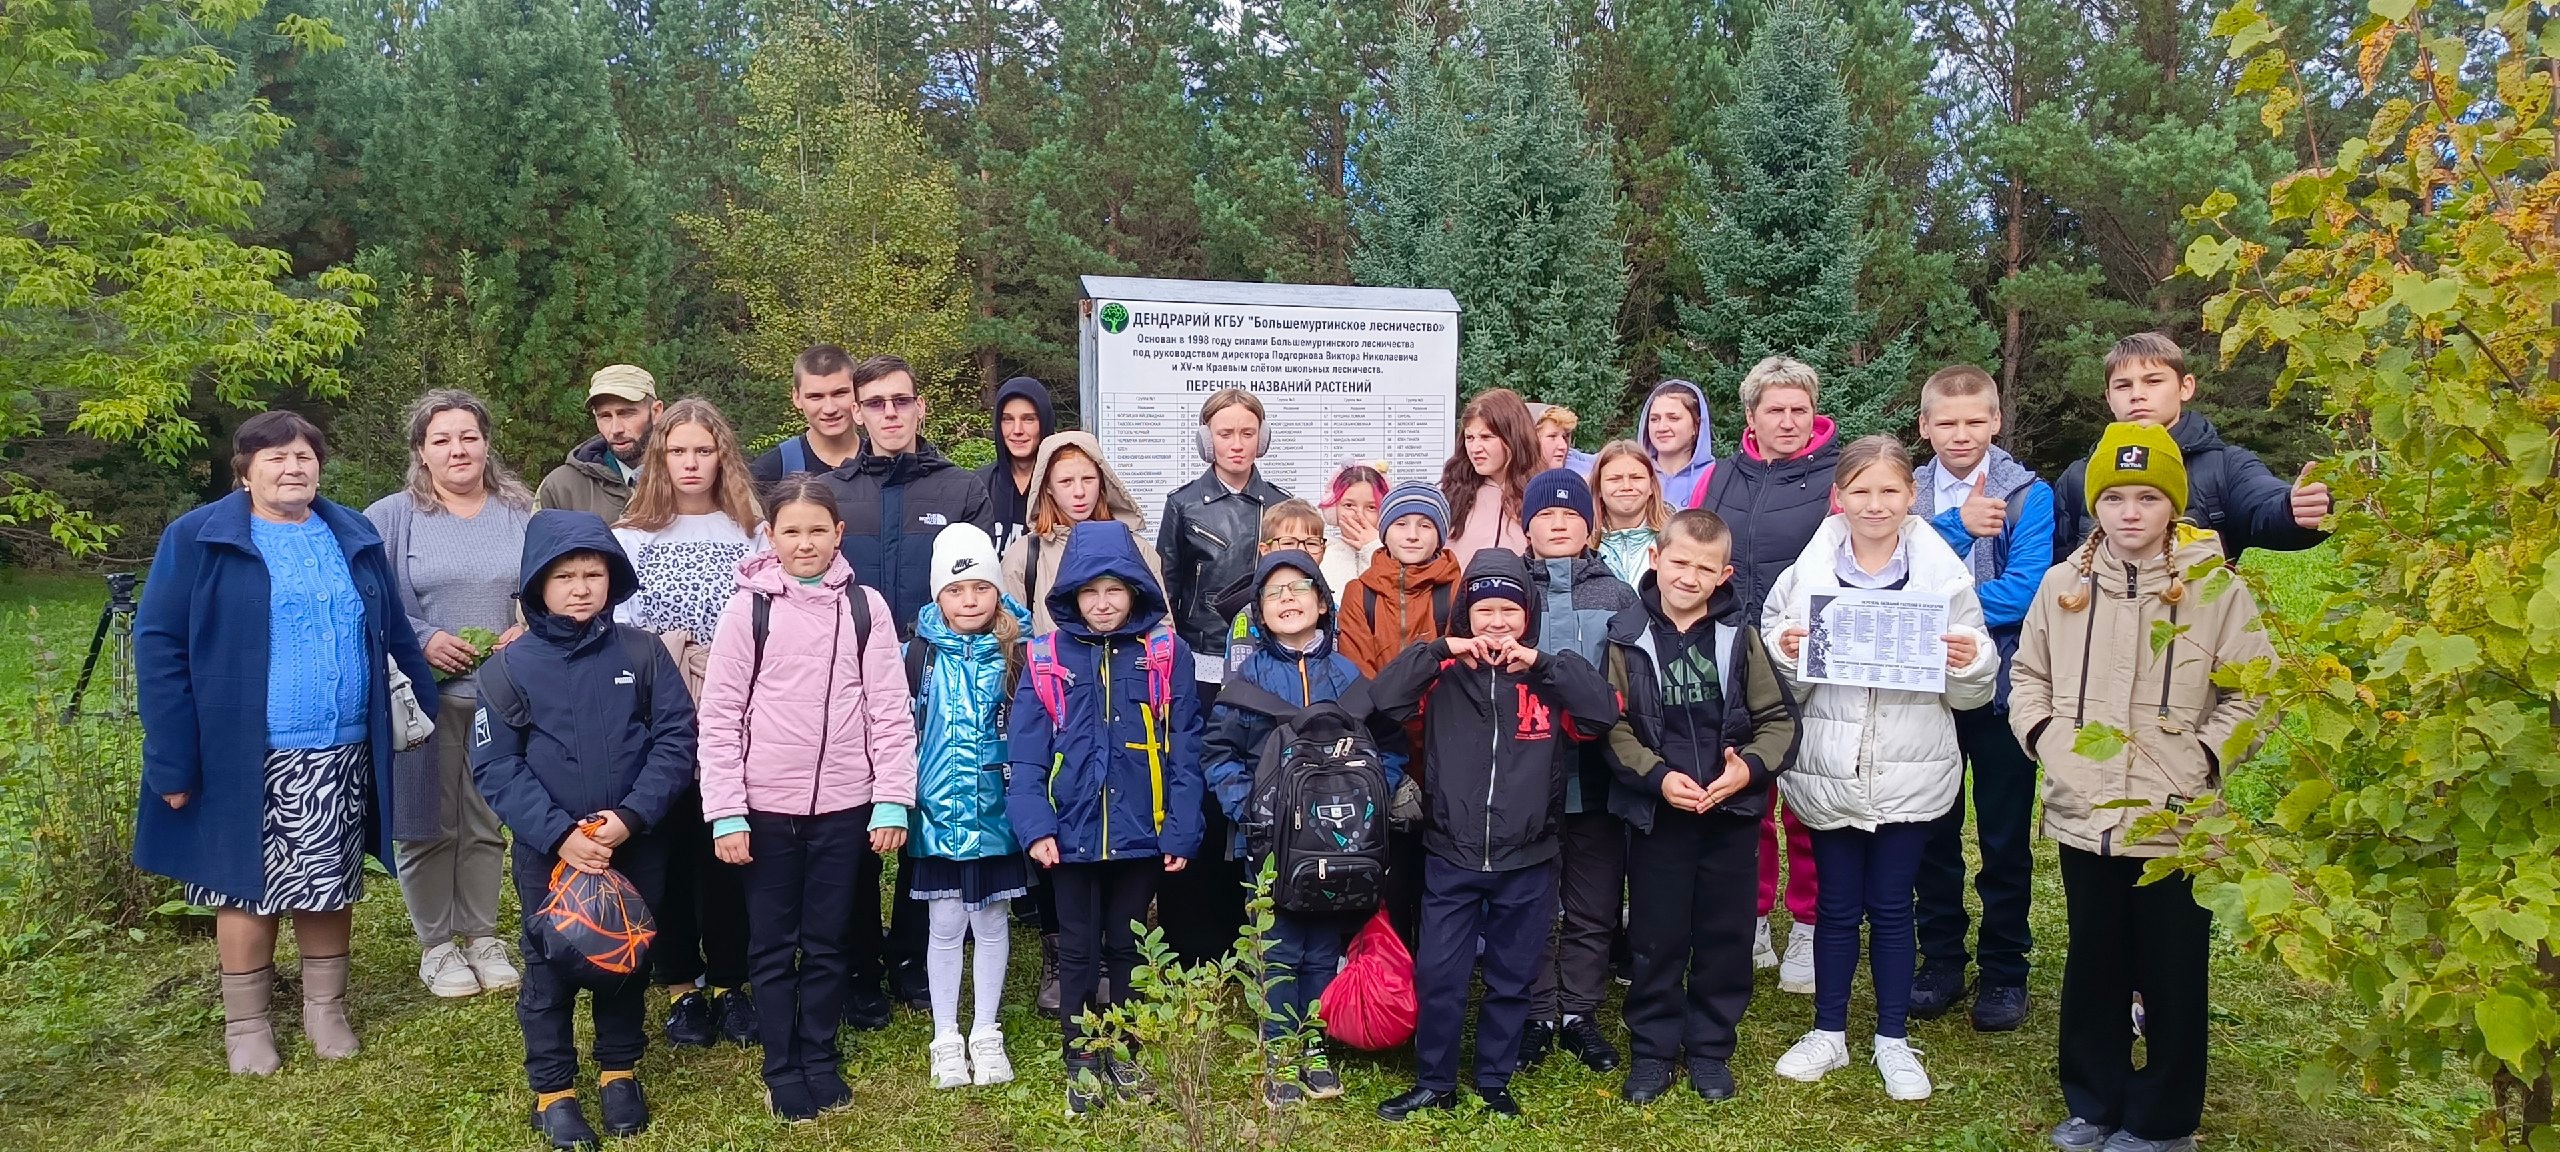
[
  {"left": 2050, "top": 408, "right": 2327, "bottom": 562},
  {"left": 1369, "top": 549, "right": 1620, "bottom": 873},
  {"left": 468, "top": 510, "right": 699, "bottom": 856},
  {"left": 1200, "top": 550, "right": 1408, "bottom": 859},
  {"left": 1600, "top": 576, "right": 1800, "bottom": 831},
  {"left": 1003, "top": 519, "right": 1208, "bottom": 863},
  {"left": 977, "top": 376, "right": 1058, "bottom": 556}
]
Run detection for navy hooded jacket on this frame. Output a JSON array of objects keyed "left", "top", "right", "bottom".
[
  {"left": 978, "top": 376, "right": 1057, "bottom": 555},
  {"left": 1201, "top": 550, "right": 1406, "bottom": 859},
  {"left": 1004, "top": 519, "right": 1208, "bottom": 863},
  {"left": 468, "top": 511, "right": 698, "bottom": 856}
]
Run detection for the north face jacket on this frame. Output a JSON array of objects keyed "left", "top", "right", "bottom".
[
  {"left": 2011, "top": 526, "right": 2273, "bottom": 858},
  {"left": 468, "top": 511, "right": 698, "bottom": 855},
  {"left": 1004, "top": 520, "right": 1208, "bottom": 863},
  {"left": 1368, "top": 549, "right": 1620, "bottom": 874},
  {"left": 820, "top": 437, "right": 995, "bottom": 640}
]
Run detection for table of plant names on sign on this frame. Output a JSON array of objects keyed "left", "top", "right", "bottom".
[{"left": 1087, "top": 296, "right": 1460, "bottom": 520}]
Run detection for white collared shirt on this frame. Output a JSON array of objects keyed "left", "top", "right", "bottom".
[
  {"left": 1834, "top": 531, "right": 1912, "bottom": 589},
  {"left": 1934, "top": 460, "right": 1984, "bottom": 518}
]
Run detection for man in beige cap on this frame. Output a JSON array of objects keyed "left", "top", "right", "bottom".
[{"left": 536, "top": 364, "right": 661, "bottom": 519}]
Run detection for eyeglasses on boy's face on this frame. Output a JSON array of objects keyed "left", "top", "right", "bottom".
[
  {"left": 859, "top": 394, "right": 919, "bottom": 415},
  {"left": 1261, "top": 578, "right": 1318, "bottom": 602},
  {"left": 1264, "top": 535, "right": 1325, "bottom": 552}
]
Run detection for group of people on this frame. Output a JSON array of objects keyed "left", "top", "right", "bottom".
[{"left": 129, "top": 331, "right": 2328, "bottom": 1152}]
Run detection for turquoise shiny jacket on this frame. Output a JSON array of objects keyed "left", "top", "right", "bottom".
[{"left": 908, "top": 596, "right": 1032, "bottom": 861}]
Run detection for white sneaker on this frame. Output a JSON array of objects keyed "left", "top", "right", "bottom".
[
  {"left": 968, "top": 1025, "right": 1014, "bottom": 1086},
  {"left": 1753, "top": 917, "right": 1779, "bottom": 970},
  {"left": 1873, "top": 1036, "right": 1932, "bottom": 1100},
  {"left": 462, "top": 936, "right": 521, "bottom": 991},
  {"left": 929, "top": 1034, "right": 970, "bottom": 1090},
  {"left": 1778, "top": 924, "right": 1817, "bottom": 994},
  {"left": 420, "top": 941, "right": 480, "bottom": 998},
  {"left": 1774, "top": 1029, "right": 1851, "bottom": 1082}
]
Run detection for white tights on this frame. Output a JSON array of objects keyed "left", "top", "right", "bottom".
[{"left": 926, "top": 897, "right": 1012, "bottom": 1039}]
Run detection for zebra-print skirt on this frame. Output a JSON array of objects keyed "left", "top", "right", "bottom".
[{"left": 185, "top": 742, "right": 371, "bottom": 915}]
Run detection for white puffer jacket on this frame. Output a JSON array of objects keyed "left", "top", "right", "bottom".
[{"left": 1761, "top": 515, "right": 1999, "bottom": 831}]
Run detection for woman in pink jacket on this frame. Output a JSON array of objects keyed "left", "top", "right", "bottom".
[{"left": 700, "top": 476, "right": 918, "bottom": 1122}]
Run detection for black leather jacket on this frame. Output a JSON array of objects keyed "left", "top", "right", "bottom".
[{"left": 1155, "top": 469, "right": 1290, "bottom": 661}]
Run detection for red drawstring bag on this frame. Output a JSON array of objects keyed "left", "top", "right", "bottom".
[
  {"left": 531, "top": 859, "right": 657, "bottom": 990},
  {"left": 1323, "top": 909, "right": 1417, "bottom": 1051}
]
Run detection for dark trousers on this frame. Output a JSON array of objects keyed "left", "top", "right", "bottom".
[
  {"left": 1807, "top": 821, "right": 1931, "bottom": 1038},
  {"left": 1052, "top": 857, "right": 1161, "bottom": 1056},
  {"left": 1916, "top": 706, "right": 2039, "bottom": 986},
  {"left": 854, "top": 848, "right": 929, "bottom": 989},
  {"left": 513, "top": 834, "right": 669, "bottom": 1093},
  {"left": 1158, "top": 805, "right": 1248, "bottom": 965},
  {"left": 1384, "top": 833, "right": 1428, "bottom": 947},
  {"left": 1623, "top": 807, "right": 1758, "bottom": 1063},
  {"left": 742, "top": 808, "right": 868, "bottom": 1086},
  {"left": 653, "top": 787, "right": 751, "bottom": 988},
  {"left": 2058, "top": 846, "right": 2211, "bottom": 1141},
  {"left": 1264, "top": 910, "right": 1359, "bottom": 1040},
  {"left": 1530, "top": 810, "right": 1626, "bottom": 1020},
  {"left": 1414, "top": 854, "right": 1558, "bottom": 1093}
]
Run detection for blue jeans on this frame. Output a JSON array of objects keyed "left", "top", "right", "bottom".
[
  {"left": 1262, "top": 911, "right": 1359, "bottom": 1040},
  {"left": 1807, "top": 821, "right": 1932, "bottom": 1039}
]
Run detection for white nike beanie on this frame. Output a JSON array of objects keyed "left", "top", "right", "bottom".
[{"left": 930, "top": 523, "right": 1003, "bottom": 599}]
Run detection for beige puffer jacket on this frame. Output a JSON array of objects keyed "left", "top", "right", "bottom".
[
  {"left": 2010, "top": 526, "right": 2274, "bottom": 858},
  {"left": 999, "top": 431, "right": 1164, "bottom": 632}
]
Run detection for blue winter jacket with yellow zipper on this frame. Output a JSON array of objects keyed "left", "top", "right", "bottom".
[
  {"left": 909, "top": 595, "right": 1033, "bottom": 861},
  {"left": 1004, "top": 520, "right": 1208, "bottom": 863}
]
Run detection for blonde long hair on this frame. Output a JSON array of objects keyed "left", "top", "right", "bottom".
[
  {"left": 403, "top": 389, "right": 535, "bottom": 513},
  {"left": 1591, "top": 439, "right": 1668, "bottom": 533},
  {"left": 618, "top": 397, "right": 765, "bottom": 535}
]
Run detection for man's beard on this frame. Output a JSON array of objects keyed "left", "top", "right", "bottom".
[{"left": 610, "top": 421, "right": 654, "bottom": 466}]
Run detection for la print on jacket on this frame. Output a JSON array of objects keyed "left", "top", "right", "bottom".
[
  {"left": 1760, "top": 514, "right": 1999, "bottom": 832},
  {"left": 694, "top": 549, "right": 918, "bottom": 825}
]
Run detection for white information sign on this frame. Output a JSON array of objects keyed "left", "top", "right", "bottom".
[
  {"left": 1080, "top": 283, "right": 1461, "bottom": 522},
  {"left": 1802, "top": 588, "right": 1952, "bottom": 694}
]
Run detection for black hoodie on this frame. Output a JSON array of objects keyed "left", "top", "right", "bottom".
[
  {"left": 978, "top": 376, "right": 1058, "bottom": 555},
  {"left": 468, "top": 511, "right": 699, "bottom": 855},
  {"left": 1599, "top": 576, "right": 1800, "bottom": 831},
  {"left": 1368, "top": 549, "right": 1619, "bottom": 873}
]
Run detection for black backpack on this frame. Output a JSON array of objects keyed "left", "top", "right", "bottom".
[{"left": 1219, "top": 678, "right": 1390, "bottom": 914}]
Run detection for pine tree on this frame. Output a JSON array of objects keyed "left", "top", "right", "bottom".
[
  {"left": 679, "top": 17, "right": 971, "bottom": 443},
  {"left": 1669, "top": 0, "right": 1910, "bottom": 443},
  {"left": 1354, "top": 0, "right": 1626, "bottom": 415}
]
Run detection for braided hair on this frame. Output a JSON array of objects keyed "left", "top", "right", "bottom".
[{"left": 2056, "top": 524, "right": 2190, "bottom": 611}]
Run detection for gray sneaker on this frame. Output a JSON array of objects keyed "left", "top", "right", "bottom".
[
  {"left": 2050, "top": 1117, "right": 2114, "bottom": 1151},
  {"left": 2098, "top": 1133, "right": 2196, "bottom": 1152}
]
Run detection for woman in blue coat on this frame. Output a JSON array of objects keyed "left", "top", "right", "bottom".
[{"left": 134, "top": 411, "right": 437, "bottom": 1077}]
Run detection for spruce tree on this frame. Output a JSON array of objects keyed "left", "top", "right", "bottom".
[
  {"left": 1670, "top": 0, "right": 1911, "bottom": 443},
  {"left": 1353, "top": 0, "right": 1626, "bottom": 417}
]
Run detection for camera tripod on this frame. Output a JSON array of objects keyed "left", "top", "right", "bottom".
[{"left": 63, "top": 572, "right": 138, "bottom": 723}]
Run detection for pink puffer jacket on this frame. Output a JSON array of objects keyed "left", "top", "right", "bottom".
[{"left": 697, "top": 550, "right": 917, "bottom": 821}]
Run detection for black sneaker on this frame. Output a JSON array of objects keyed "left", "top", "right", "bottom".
[
  {"left": 1621, "top": 1058, "right": 1675, "bottom": 1104},
  {"left": 1263, "top": 1069, "right": 1305, "bottom": 1107},
  {"left": 1558, "top": 1015, "right": 1621, "bottom": 1073},
  {"left": 1104, "top": 1053, "right": 1157, "bottom": 1104},
  {"left": 1297, "top": 1044, "right": 1343, "bottom": 1099},
  {"left": 531, "top": 1095, "right": 599, "bottom": 1150},
  {"left": 715, "top": 986, "right": 760, "bottom": 1046},
  {"left": 1910, "top": 963, "right": 1970, "bottom": 1021},
  {"left": 1517, "top": 1018, "right": 1558, "bottom": 1067},
  {"left": 1688, "top": 1056, "right": 1737, "bottom": 1101},
  {"left": 806, "top": 1068, "right": 852, "bottom": 1114},
  {"left": 842, "top": 983, "right": 893, "bottom": 1031},
  {"left": 1477, "top": 1084, "right": 1522, "bottom": 1116},
  {"left": 663, "top": 990, "right": 716, "bottom": 1048},
  {"left": 763, "top": 1076, "right": 819, "bottom": 1123},
  {"left": 1377, "top": 1085, "right": 1458, "bottom": 1122},
  {"left": 1064, "top": 1056, "right": 1107, "bottom": 1117},
  {"left": 1973, "top": 984, "right": 2030, "bottom": 1033},
  {"left": 598, "top": 1076, "right": 649, "bottom": 1138},
  {"left": 888, "top": 958, "right": 933, "bottom": 1011}
]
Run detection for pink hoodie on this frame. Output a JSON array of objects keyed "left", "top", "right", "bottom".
[{"left": 697, "top": 550, "right": 917, "bottom": 821}]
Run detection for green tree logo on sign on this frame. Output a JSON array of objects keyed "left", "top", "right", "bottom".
[{"left": 1099, "top": 302, "right": 1131, "bottom": 333}]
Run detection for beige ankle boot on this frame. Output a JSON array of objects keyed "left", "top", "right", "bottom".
[
  {"left": 300, "top": 954, "right": 359, "bottom": 1060},
  {"left": 220, "top": 967, "right": 282, "bottom": 1075}
]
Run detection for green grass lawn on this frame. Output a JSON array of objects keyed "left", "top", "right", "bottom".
[{"left": 0, "top": 552, "right": 2489, "bottom": 1151}]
